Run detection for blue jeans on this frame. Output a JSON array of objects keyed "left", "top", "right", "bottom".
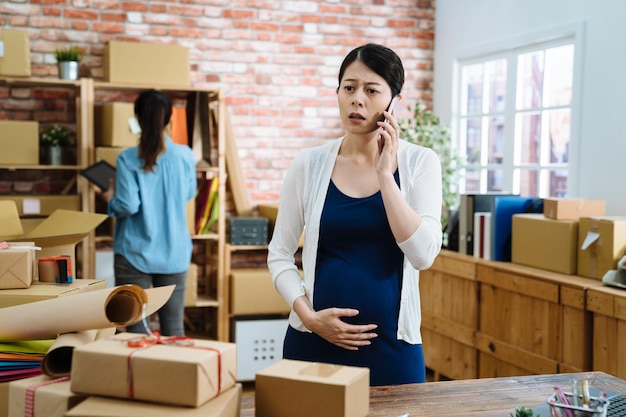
[{"left": 114, "top": 254, "right": 187, "bottom": 336}]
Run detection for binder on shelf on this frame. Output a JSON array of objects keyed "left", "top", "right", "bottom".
[
  {"left": 473, "top": 212, "right": 492, "bottom": 259},
  {"left": 491, "top": 196, "right": 543, "bottom": 262},
  {"left": 195, "top": 177, "right": 219, "bottom": 235}
]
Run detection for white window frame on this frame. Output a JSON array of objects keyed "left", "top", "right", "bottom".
[{"left": 451, "top": 22, "right": 586, "bottom": 197}]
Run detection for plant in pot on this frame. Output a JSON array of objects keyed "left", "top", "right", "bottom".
[
  {"left": 398, "top": 101, "right": 463, "bottom": 248},
  {"left": 54, "top": 46, "right": 82, "bottom": 81},
  {"left": 39, "top": 124, "right": 74, "bottom": 165}
]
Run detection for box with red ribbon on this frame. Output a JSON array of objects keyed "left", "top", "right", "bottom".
[
  {"left": 69, "top": 332, "right": 237, "bottom": 407},
  {"left": 8, "top": 375, "right": 87, "bottom": 417}
]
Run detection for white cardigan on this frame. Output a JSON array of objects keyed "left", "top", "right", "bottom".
[{"left": 267, "top": 136, "right": 443, "bottom": 344}]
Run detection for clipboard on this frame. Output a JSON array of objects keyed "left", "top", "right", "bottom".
[{"left": 80, "top": 160, "right": 116, "bottom": 191}]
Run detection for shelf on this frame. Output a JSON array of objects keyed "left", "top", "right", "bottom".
[
  {"left": 0, "top": 164, "right": 82, "bottom": 171},
  {"left": 92, "top": 80, "right": 221, "bottom": 94},
  {"left": 0, "top": 76, "right": 82, "bottom": 88},
  {"left": 195, "top": 295, "right": 220, "bottom": 308}
]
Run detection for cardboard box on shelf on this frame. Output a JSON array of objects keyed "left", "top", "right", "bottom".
[
  {"left": 70, "top": 332, "right": 237, "bottom": 407},
  {"left": 0, "top": 195, "right": 81, "bottom": 217},
  {"left": 183, "top": 262, "right": 197, "bottom": 307},
  {"left": 0, "top": 242, "right": 36, "bottom": 289},
  {"left": 0, "top": 28, "right": 31, "bottom": 77},
  {"left": 0, "top": 201, "right": 107, "bottom": 281},
  {"left": 65, "top": 383, "right": 242, "bottom": 417},
  {"left": 578, "top": 217, "right": 626, "bottom": 280},
  {"left": 8, "top": 375, "right": 87, "bottom": 417},
  {"left": 511, "top": 213, "right": 579, "bottom": 275},
  {"left": 543, "top": 198, "right": 606, "bottom": 220},
  {"left": 103, "top": 40, "right": 190, "bottom": 86},
  {"left": 0, "top": 279, "right": 107, "bottom": 308},
  {"left": 94, "top": 103, "right": 138, "bottom": 147},
  {"left": 256, "top": 359, "right": 369, "bottom": 417},
  {"left": 95, "top": 146, "right": 125, "bottom": 167},
  {"left": 230, "top": 268, "right": 290, "bottom": 315},
  {"left": 0, "top": 121, "right": 38, "bottom": 165}
]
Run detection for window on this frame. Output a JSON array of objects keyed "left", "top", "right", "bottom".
[{"left": 454, "top": 37, "right": 578, "bottom": 198}]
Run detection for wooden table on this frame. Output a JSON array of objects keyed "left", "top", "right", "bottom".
[{"left": 240, "top": 371, "right": 626, "bottom": 416}]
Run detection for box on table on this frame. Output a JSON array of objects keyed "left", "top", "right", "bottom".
[
  {"left": 230, "top": 268, "right": 290, "bottom": 315},
  {"left": 8, "top": 375, "right": 87, "bottom": 417},
  {"left": 70, "top": 332, "right": 237, "bottom": 407},
  {"left": 183, "top": 262, "right": 197, "bottom": 307},
  {"left": 255, "top": 359, "right": 369, "bottom": 417},
  {"left": 0, "top": 201, "right": 107, "bottom": 281},
  {"left": 0, "top": 195, "right": 81, "bottom": 217},
  {"left": 229, "top": 217, "right": 269, "bottom": 245},
  {"left": 578, "top": 217, "right": 626, "bottom": 280},
  {"left": 0, "top": 121, "right": 38, "bottom": 165},
  {"left": 0, "top": 279, "right": 107, "bottom": 308},
  {"left": 95, "top": 146, "right": 125, "bottom": 167},
  {"left": 0, "top": 242, "right": 36, "bottom": 289},
  {"left": 94, "top": 103, "right": 138, "bottom": 147},
  {"left": 0, "top": 29, "right": 31, "bottom": 77},
  {"left": 511, "top": 213, "right": 579, "bottom": 274},
  {"left": 103, "top": 40, "right": 190, "bottom": 86},
  {"left": 65, "top": 383, "right": 241, "bottom": 417},
  {"left": 543, "top": 198, "right": 606, "bottom": 220}
]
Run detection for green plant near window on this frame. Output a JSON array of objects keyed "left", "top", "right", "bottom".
[
  {"left": 398, "top": 101, "right": 462, "bottom": 228},
  {"left": 54, "top": 47, "right": 82, "bottom": 63},
  {"left": 39, "top": 124, "right": 74, "bottom": 148}
]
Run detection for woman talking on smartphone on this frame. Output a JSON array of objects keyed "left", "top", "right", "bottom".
[{"left": 267, "top": 43, "right": 443, "bottom": 386}]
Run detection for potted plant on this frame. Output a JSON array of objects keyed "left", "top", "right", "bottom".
[
  {"left": 398, "top": 101, "right": 463, "bottom": 245},
  {"left": 54, "top": 46, "right": 82, "bottom": 80},
  {"left": 39, "top": 124, "right": 74, "bottom": 165}
]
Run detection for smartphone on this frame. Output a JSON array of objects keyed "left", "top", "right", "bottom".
[{"left": 378, "top": 96, "right": 399, "bottom": 153}]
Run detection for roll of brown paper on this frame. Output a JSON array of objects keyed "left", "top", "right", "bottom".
[{"left": 0, "top": 284, "right": 174, "bottom": 342}]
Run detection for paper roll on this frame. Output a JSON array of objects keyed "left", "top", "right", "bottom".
[
  {"left": 0, "top": 284, "right": 174, "bottom": 342},
  {"left": 41, "top": 328, "right": 116, "bottom": 377}
]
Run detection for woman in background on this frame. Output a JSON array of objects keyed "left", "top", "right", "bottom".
[
  {"left": 102, "top": 89, "right": 196, "bottom": 336},
  {"left": 267, "top": 44, "right": 443, "bottom": 386}
]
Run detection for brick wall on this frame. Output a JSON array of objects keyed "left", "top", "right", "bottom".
[{"left": 1, "top": 0, "right": 435, "bottom": 206}]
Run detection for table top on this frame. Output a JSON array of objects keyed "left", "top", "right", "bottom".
[{"left": 240, "top": 371, "right": 626, "bottom": 417}]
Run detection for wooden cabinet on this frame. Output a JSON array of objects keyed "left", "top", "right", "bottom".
[
  {"left": 587, "top": 285, "right": 626, "bottom": 379},
  {"left": 420, "top": 250, "right": 479, "bottom": 380},
  {"left": 0, "top": 76, "right": 93, "bottom": 278},
  {"left": 421, "top": 250, "right": 602, "bottom": 380}
]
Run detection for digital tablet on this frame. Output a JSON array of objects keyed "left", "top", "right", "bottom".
[{"left": 80, "top": 160, "right": 116, "bottom": 191}]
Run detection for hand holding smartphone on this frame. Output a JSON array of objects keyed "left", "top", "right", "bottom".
[{"left": 378, "top": 96, "right": 399, "bottom": 154}]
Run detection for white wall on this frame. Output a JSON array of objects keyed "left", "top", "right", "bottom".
[{"left": 433, "top": 0, "right": 626, "bottom": 215}]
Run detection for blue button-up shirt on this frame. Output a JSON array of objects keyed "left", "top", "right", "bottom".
[{"left": 108, "top": 136, "right": 197, "bottom": 274}]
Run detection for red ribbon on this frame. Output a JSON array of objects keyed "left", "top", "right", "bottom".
[
  {"left": 24, "top": 376, "right": 70, "bottom": 417},
  {"left": 124, "top": 333, "right": 223, "bottom": 400}
]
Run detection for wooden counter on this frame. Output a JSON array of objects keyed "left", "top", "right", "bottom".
[{"left": 240, "top": 371, "right": 626, "bottom": 417}]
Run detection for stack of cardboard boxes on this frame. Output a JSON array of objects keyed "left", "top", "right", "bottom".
[{"left": 512, "top": 197, "right": 626, "bottom": 280}]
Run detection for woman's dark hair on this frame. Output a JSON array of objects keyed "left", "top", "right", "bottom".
[
  {"left": 337, "top": 43, "right": 405, "bottom": 98},
  {"left": 134, "top": 89, "right": 172, "bottom": 172}
]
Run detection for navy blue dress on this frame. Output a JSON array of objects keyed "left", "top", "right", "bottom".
[{"left": 283, "top": 171, "right": 425, "bottom": 386}]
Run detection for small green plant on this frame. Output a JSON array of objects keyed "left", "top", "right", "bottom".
[
  {"left": 510, "top": 406, "right": 538, "bottom": 417},
  {"left": 54, "top": 47, "right": 82, "bottom": 63},
  {"left": 398, "top": 101, "right": 463, "bottom": 228},
  {"left": 39, "top": 124, "right": 74, "bottom": 148}
]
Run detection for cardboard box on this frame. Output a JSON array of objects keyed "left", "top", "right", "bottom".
[
  {"left": 230, "top": 268, "right": 290, "bottom": 315},
  {"left": 578, "top": 217, "right": 626, "bottom": 280},
  {"left": 543, "top": 198, "right": 606, "bottom": 220},
  {"left": 0, "top": 382, "right": 8, "bottom": 417},
  {"left": 0, "top": 242, "right": 36, "bottom": 289},
  {"left": 65, "top": 383, "right": 242, "bottom": 417},
  {"left": 0, "top": 279, "right": 107, "bottom": 308},
  {"left": 0, "top": 201, "right": 107, "bottom": 280},
  {"left": 103, "top": 40, "right": 190, "bottom": 86},
  {"left": 8, "top": 375, "right": 87, "bottom": 417},
  {"left": 94, "top": 103, "right": 138, "bottom": 147},
  {"left": 70, "top": 332, "right": 237, "bottom": 407},
  {"left": 511, "top": 213, "right": 579, "bottom": 274},
  {"left": 255, "top": 359, "right": 369, "bottom": 417},
  {"left": 0, "top": 29, "right": 31, "bottom": 77},
  {"left": 0, "top": 195, "right": 81, "bottom": 217},
  {"left": 95, "top": 146, "right": 125, "bottom": 167},
  {"left": 0, "top": 121, "right": 38, "bottom": 165},
  {"left": 183, "top": 262, "right": 197, "bottom": 307}
]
